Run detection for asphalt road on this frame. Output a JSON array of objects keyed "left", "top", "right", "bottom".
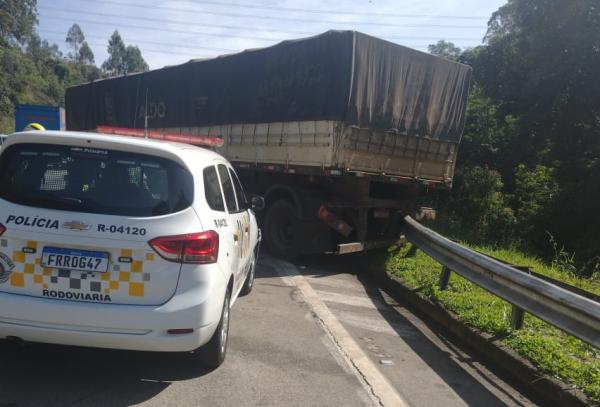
[{"left": 0, "top": 255, "right": 537, "bottom": 407}]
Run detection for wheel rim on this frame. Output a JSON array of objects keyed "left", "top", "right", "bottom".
[
  {"left": 272, "top": 213, "right": 294, "bottom": 248},
  {"left": 220, "top": 297, "right": 230, "bottom": 355},
  {"left": 248, "top": 259, "right": 255, "bottom": 289},
  {"left": 248, "top": 249, "right": 258, "bottom": 288}
]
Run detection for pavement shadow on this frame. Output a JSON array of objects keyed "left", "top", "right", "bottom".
[
  {"left": 296, "top": 252, "right": 535, "bottom": 407},
  {"left": 0, "top": 340, "right": 212, "bottom": 407}
]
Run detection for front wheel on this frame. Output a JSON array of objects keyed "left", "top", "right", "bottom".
[
  {"left": 264, "top": 200, "right": 300, "bottom": 259},
  {"left": 193, "top": 289, "right": 231, "bottom": 369}
]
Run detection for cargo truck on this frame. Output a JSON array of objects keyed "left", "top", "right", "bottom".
[{"left": 65, "top": 31, "right": 472, "bottom": 257}]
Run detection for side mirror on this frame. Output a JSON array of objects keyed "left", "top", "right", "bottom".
[{"left": 251, "top": 195, "right": 265, "bottom": 211}]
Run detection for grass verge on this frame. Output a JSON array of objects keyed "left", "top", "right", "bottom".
[{"left": 386, "top": 243, "right": 600, "bottom": 402}]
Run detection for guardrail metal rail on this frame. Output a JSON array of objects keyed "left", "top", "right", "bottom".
[{"left": 402, "top": 216, "right": 600, "bottom": 348}]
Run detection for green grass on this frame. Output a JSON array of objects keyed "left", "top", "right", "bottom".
[{"left": 386, "top": 243, "right": 600, "bottom": 402}]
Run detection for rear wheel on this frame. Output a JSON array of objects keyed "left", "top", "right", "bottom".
[
  {"left": 264, "top": 200, "right": 300, "bottom": 259},
  {"left": 240, "top": 246, "right": 258, "bottom": 296},
  {"left": 193, "top": 289, "right": 231, "bottom": 369}
]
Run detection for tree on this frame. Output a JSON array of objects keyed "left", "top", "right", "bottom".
[
  {"left": 65, "top": 24, "right": 95, "bottom": 64},
  {"left": 26, "top": 32, "right": 62, "bottom": 62},
  {"left": 102, "top": 30, "right": 148, "bottom": 76},
  {"left": 65, "top": 23, "right": 84, "bottom": 59},
  {"left": 124, "top": 45, "right": 148, "bottom": 73},
  {"left": 428, "top": 40, "right": 462, "bottom": 61},
  {"left": 472, "top": 0, "right": 600, "bottom": 266},
  {"left": 102, "top": 30, "right": 126, "bottom": 76},
  {"left": 78, "top": 41, "right": 94, "bottom": 65},
  {"left": 0, "top": 0, "right": 37, "bottom": 46}
]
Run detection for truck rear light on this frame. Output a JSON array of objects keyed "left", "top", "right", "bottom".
[
  {"left": 149, "top": 231, "right": 219, "bottom": 264},
  {"left": 0, "top": 223, "right": 5, "bottom": 237}
]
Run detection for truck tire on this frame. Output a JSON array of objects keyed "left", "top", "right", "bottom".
[{"left": 264, "top": 200, "right": 300, "bottom": 259}]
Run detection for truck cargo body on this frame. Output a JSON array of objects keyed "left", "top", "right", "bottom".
[
  {"left": 15, "top": 104, "right": 65, "bottom": 132},
  {"left": 65, "top": 30, "right": 471, "bottom": 256},
  {"left": 155, "top": 120, "right": 458, "bottom": 182}
]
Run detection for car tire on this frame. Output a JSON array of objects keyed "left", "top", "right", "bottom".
[
  {"left": 193, "top": 288, "right": 231, "bottom": 369},
  {"left": 240, "top": 246, "right": 258, "bottom": 296},
  {"left": 264, "top": 200, "right": 300, "bottom": 259}
]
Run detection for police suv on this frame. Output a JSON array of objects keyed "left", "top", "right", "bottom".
[{"left": 0, "top": 130, "right": 262, "bottom": 368}]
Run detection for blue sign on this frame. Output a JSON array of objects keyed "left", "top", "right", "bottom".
[{"left": 14, "top": 104, "right": 65, "bottom": 132}]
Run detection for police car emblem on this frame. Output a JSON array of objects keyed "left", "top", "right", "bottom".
[
  {"left": 0, "top": 252, "right": 15, "bottom": 284},
  {"left": 62, "top": 221, "right": 91, "bottom": 231}
]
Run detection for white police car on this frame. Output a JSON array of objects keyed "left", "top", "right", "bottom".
[{"left": 0, "top": 130, "right": 262, "bottom": 368}]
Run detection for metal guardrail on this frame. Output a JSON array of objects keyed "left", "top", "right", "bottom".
[{"left": 402, "top": 216, "right": 600, "bottom": 348}]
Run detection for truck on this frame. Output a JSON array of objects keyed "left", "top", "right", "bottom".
[
  {"left": 15, "top": 104, "right": 65, "bottom": 132},
  {"left": 65, "top": 30, "right": 472, "bottom": 258}
]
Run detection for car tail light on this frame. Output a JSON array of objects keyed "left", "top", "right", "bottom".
[
  {"left": 0, "top": 223, "right": 5, "bottom": 237},
  {"left": 149, "top": 231, "right": 219, "bottom": 264}
]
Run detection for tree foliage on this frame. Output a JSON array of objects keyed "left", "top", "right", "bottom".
[
  {"left": 0, "top": 5, "right": 102, "bottom": 133},
  {"left": 65, "top": 24, "right": 84, "bottom": 58},
  {"left": 78, "top": 41, "right": 94, "bottom": 65},
  {"left": 428, "top": 40, "right": 462, "bottom": 61},
  {"left": 101, "top": 30, "right": 148, "bottom": 76},
  {"left": 0, "top": 0, "right": 37, "bottom": 46},
  {"left": 430, "top": 0, "right": 600, "bottom": 273},
  {"left": 64, "top": 24, "right": 94, "bottom": 65},
  {"left": 124, "top": 45, "right": 148, "bottom": 73}
]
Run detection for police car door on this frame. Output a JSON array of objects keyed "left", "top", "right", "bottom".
[
  {"left": 216, "top": 164, "right": 248, "bottom": 294},
  {"left": 228, "top": 167, "right": 252, "bottom": 276}
]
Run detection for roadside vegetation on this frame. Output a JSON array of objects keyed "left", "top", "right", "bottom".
[
  {"left": 0, "top": 1, "right": 149, "bottom": 133},
  {"left": 386, "top": 243, "right": 600, "bottom": 402},
  {"left": 424, "top": 0, "right": 600, "bottom": 275},
  {"left": 412, "top": 3, "right": 600, "bottom": 396},
  {"left": 413, "top": 4, "right": 600, "bottom": 398}
]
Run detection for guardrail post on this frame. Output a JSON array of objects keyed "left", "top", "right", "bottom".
[
  {"left": 439, "top": 266, "right": 452, "bottom": 291},
  {"left": 510, "top": 305, "right": 525, "bottom": 330},
  {"left": 405, "top": 245, "right": 418, "bottom": 257}
]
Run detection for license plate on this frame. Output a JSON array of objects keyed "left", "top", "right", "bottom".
[{"left": 42, "top": 247, "right": 109, "bottom": 273}]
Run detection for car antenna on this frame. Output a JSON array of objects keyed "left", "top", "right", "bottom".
[{"left": 144, "top": 88, "right": 149, "bottom": 139}]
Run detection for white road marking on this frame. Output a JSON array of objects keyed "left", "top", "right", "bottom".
[
  {"left": 273, "top": 258, "right": 409, "bottom": 407},
  {"left": 304, "top": 274, "right": 364, "bottom": 291},
  {"left": 335, "top": 310, "right": 407, "bottom": 336},
  {"left": 315, "top": 289, "right": 388, "bottom": 311}
]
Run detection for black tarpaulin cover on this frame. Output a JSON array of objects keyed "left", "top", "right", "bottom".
[{"left": 66, "top": 30, "right": 472, "bottom": 142}]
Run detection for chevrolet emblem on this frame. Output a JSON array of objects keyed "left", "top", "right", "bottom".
[{"left": 62, "top": 221, "right": 91, "bottom": 231}]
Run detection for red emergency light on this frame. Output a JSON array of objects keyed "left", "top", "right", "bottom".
[{"left": 96, "top": 125, "right": 224, "bottom": 148}]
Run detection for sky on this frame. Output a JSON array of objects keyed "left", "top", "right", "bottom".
[{"left": 37, "top": 0, "right": 507, "bottom": 69}]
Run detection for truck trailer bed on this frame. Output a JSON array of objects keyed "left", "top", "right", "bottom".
[{"left": 155, "top": 120, "right": 457, "bottom": 183}]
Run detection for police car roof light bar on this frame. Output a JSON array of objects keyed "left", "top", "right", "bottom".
[{"left": 96, "top": 125, "right": 224, "bottom": 148}]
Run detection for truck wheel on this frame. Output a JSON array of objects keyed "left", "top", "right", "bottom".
[
  {"left": 193, "top": 289, "right": 231, "bottom": 369},
  {"left": 264, "top": 200, "right": 300, "bottom": 259}
]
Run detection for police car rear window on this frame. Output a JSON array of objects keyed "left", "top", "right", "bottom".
[{"left": 0, "top": 143, "right": 194, "bottom": 217}]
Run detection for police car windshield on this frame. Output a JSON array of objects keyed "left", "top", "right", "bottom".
[{"left": 0, "top": 143, "right": 194, "bottom": 217}]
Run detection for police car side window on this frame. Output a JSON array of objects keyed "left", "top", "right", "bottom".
[
  {"left": 217, "top": 164, "right": 238, "bottom": 213},
  {"left": 203, "top": 165, "right": 225, "bottom": 212},
  {"left": 229, "top": 168, "right": 248, "bottom": 210}
]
